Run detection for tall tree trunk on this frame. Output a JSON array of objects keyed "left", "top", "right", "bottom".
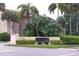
[
  {"left": 57, "top": 6, "right": 59, "bottom": 20},
  {"left": 26, "top": 3, "right": 31, "bottom": 24},
  {"left": 12, "top": 22, "right": 16, "bottom": 34},
  {"left": 57, "top": 5, "right": 65, "bottom": 35},
  {"left": 36, "top": 23, "right": 39, "bottom": 36},
  {"left": 19, "top": 24, "right": 21, "bottom": 35},
  {"left": 19, "top": 19, "right": 28, "bottom": 36},
  {"left": 7, "top": 20, "right": 11, "bottom": 34},
  {"left": 76, "top": 16, "right": 78, "bottom": 32},
  {"left": 70, "top": 14, "right": 72, "bottom": 35}
]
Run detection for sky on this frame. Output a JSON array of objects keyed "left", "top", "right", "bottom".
[{"left": 0, "top": 0, "right": 78, "bottom": 20}]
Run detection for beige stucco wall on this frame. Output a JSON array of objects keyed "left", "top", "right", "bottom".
[
  {"left": 0, "top": 11, "right": 19, "bottom": 34},
  {"left": 10, "top": 35, "right": 60, "bottom": 44},
  {"left": 18, "top": 37, "right": 60, "bottom": 40},
  {"left": 0, "top": 11, "right": 8, "bottom": 33}
]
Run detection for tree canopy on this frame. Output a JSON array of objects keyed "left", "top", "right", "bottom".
[{"left": 23, "top": 15, "right": 61, "bottom": 36}]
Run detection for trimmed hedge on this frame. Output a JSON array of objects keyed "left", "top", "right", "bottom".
[
  {"left": 60, "top": 36, "right": 79, "bottom": 45},
  {"left": 50, "top": 40, "right": 62, "bottom": 45},
  {"left": 0, "top": 32, "right": 10, "bottom": 41},
  {"left": 16, "top": 40, "right": 36, "bottom": 45}
]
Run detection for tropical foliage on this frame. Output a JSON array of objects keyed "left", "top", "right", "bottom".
[
  {"left": 23, "top": 15, "right": 61, "bottom": 36},
  {"left": 48, "top": 3, "right": 79, "bottom": 35},
  {"left": 1, "top": 9, "right": 20, "bottom": 22},
  {"left": 58, "top": 13, "right": 79, "bottom": 35}
]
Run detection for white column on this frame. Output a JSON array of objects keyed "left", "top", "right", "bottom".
[{"left": 10, "top": 34, "right": 19, "bottom": 44}]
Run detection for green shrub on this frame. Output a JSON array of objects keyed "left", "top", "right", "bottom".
[
  {"left": 50, "top": 40, "right": 62, "bottom": 45},
  {"left": 60, "top": 36, "right": 79, "bottom": 45},
  {"left": 0, "top": 33, "right": 2, "bottom": 40},
  {"left": 0, "top": 32, "right": 10, "bottom": 41},
  {"left": 16, "top": 40, "right": 36, "bottom": 45}
]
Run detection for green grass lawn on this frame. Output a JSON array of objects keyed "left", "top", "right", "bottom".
[{"left": 15, "top": 44, "right": 79, "bottom": 48}]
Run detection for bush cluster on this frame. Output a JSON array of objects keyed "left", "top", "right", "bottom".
[
  {"left": 16, "top": 39, "right": 62, "bottom": 45},
  {"left": 0, "top": 32, "right": 10, "bottom": 41},
  {"left": 50, "top": 40, "right": 62, "bottom": 45},
  {"left": 60, "top": 36, "right": 79, "bottom": 44},
  {"left": 16, "top": 39, "right": 36, "bottom": 45}
]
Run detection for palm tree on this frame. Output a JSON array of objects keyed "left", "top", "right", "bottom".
[
  {"left": 48, "top": 3, "right": 66, "bottom": 35},
  {"left": 48, "top": 3, "right": 57, "bottom": 14},
  {"left": 48, "top": 3, "right": 66, "bottom": 17},
  {"left": 0, "top": 3, "right": 19, "bottom": 34},
  {"left": 48, "top": 3, "right": 79, "bottom": 35},
  {"left": 61, "top": 3, "right": 79, "bottom": 35},
  {"left": 17, "top": 3, "right": 39, "bottom": 21},
  {"left": 17, "top": 3, "right": 39, "bottom": 35}
]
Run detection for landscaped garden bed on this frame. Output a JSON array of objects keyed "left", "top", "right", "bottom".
[{"left": 14, "top": 36, "right": 79, "bottom": 48}]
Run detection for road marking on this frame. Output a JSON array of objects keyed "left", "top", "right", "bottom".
[{"left": 0, "top": 50, "right": 14, "bottom": 52}]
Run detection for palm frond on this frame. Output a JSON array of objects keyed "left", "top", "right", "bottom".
[
  {"left": 31, "top": 6, "right": 39, "bottom": 15},
  {"left": 48, "top": 3, "right": 57, "bottom": 14}
]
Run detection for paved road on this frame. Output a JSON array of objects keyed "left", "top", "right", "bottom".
[{"left": 0, "top": 43, "right": 79, "bottom": 56}]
